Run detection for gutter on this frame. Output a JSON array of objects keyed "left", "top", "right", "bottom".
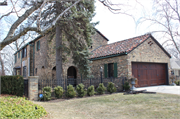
[{"left": 89, "top": 52, "right": 128, "bottom": 61}]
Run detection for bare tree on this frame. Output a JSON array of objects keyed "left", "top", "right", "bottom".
[{"left": 138, "top": 0, "right": 180, "bottom": 58}]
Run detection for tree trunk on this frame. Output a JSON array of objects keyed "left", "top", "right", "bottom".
[{"left": 56, "top": 22, "right": 63, "bottom": 87}]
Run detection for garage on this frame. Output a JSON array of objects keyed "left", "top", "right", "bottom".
[{"left": 132, "top": 62, "right": 167, "bottom": 87}]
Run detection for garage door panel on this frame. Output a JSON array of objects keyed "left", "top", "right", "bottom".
[{"left": 132, "top": 62, "right": 167, "bottom": 87}]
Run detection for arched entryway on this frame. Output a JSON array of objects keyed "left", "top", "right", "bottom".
[
  {"left": 67, "top": 66, "right": 77, "bottom": 87},
  {"left": 52, "top": 66, "right": 56, "bottom": 80}
]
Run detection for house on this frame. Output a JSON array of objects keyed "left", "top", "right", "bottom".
[
  {"left": 13, "top": 29, "right": 108, "bottom": 80},
  {"left": 170, "top": 58, "right": 180, "bottom": 80},
  {"left": 89, "top": 34, "right": 171, "bottom": 87},
  {"left": 14, "top": 32, "right": 171, "bottom": 88}
]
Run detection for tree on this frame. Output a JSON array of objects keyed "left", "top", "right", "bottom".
[
  {"left": 138, "top": 0, "right": 180, "bottom": 58},
  {"left": 0, "top": 0, "right": 122, "bottom": 86}
]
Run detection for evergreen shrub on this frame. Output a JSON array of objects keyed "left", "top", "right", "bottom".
[
  {"left": 42, "top": 86, "right": 51, "bottom": 101},
  {"left": 97, "top": 83, "right": 106, "bottom": 94},
  {"left": 87, "top": 85, "right": 95, "bottom": 96},
  {"left": 54, "top": 86, "right": 64, "bottom": 98},
  {"left": 1, "top": 75, "right": 24, "bottom": 96},
  {"left": 66, "top": 84, "right": 76, "bottom": 98},
  {"left": 123, "top": 82, "right": 130, "bottom": 91},
  {"left": 76, "top": 83, "right": 86, "bottom": 97},
  {"left": 107, "top": 82, "right": 117, "bottom": 94}
]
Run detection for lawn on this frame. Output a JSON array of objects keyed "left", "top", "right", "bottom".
[
  {"left": 0, "top": 95, "right": 47, "bottom": 118},
  {"left": 34, "top": 93, "right": 180, "bottom": 119}
]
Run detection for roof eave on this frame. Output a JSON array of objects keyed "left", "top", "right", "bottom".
[{"left": 89, "top": 52, "right": 127, "bottom": 61}]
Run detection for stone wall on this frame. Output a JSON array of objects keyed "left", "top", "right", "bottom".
[
  {"left": 127, "top": 37, "right": 170, "bottom": 83},
  {"left": 90, "top": 55, "right": 128, "bottom": 78},
  {"left": 90, "top": 31, "right": 108, "bottom": 51}
]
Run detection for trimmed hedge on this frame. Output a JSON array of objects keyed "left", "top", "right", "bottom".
[{"left": 1, "top": 76, "right": 24, "bottom": 96}]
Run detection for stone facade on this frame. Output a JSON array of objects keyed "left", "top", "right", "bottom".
[
  {"left": 90, "top": 36, "right": 171, "bottom": 84},
  {"left": 128, "top": 37, "right": 170, "bottom": 77},
  {"left": 28, "top": 76, "right": 39, "bottom": 101},
  {"left": 14, "top": 30, "right": 108, "bottom": 82}
]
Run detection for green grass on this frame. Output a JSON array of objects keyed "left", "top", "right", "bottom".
[
  {"left": 35, "top": 93, "right": 180, "bottom": 119},
  {"left": 0, "top": 96, "right": 47, "bottom": 118}
]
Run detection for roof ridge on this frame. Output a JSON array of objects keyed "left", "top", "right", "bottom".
[{"left": 107, "top": 33, "right": 151, "bottom": 45}]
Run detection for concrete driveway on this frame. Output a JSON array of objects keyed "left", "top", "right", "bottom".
[{"left": 134, "top": 85, "right": 180, "bottom": 95}]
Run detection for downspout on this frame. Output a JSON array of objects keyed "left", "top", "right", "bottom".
[
  {"left": 33, "top": 43, "right": 35, "bottom": 76},
  {"left": 27, "top": 43, "right": 35, "bottom": 76}
]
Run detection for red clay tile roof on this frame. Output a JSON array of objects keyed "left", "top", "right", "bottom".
[{"left": 90, "top": 34, "right": 151, "bottom": 59}]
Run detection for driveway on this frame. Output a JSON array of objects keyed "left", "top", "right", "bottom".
[{"left": 134, "top": 85, "right": 180, "bottom": 95}]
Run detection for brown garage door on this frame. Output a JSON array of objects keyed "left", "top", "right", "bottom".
[{"left": 132, "top": 63, "right": 167, "bottom": 87}]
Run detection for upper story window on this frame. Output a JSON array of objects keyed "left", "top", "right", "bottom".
[
  {"left": 18, "top": 52, "right": 20, "bottom": 58},
  {"left": 15, "top": 54, "right": 17, "bottom": 63},
  {"left": 23, "top": 66, "right": 26, "bottom": 77},
  {"left": 36, "top": 41, "right": 40, "bottom": 51},
  {"left": 22, "top": 47, "right": 27, "bottom": 58}
]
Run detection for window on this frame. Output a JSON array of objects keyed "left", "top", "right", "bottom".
[
  {"left": 179, "top": 70, "right": 180, "bottom": 76},
  {"left": 16, "top": 69, "right": 20, "bottom": 75},
  {"left": 22, "top": 47, "right": 27, "bottom": 58},
  {"left": 23, "top": 66, "right": 26, "bottom": 77},
  {"left": 35, "top": 68, "right": 37, "bottom": 74},
  {"left": 104, "top": 63, "right": 117, "bottom": 78},
  {"left": 36, "top": 41, "right": 40, "bottom": 51},
  {"left": 18, "top": 52, "right": 20, "bottom": 58},
  {"left": 14, "top": 55, "right": 17, "bottom": 63},
  {"left": 108, "top": 63, "right": 114, "bottom": 78}
]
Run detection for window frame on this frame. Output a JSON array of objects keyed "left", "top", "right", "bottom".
[
  {"left": 36, "top": 41, "right": 40, "bottom": 51},
  {"left": 23, "top": 66, "right": 27, "bottom": 77},
  {"left": 15, "top": 54, "right": 17, "bottom": 63},
  {"left": 22, "top": 47, "right": 27, "bottom": 58}
]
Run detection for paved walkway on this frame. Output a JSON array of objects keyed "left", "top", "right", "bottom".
[{"left": 134, "top": 85, "right": 180, "bottom": 95}]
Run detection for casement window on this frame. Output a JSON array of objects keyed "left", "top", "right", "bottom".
[
  {"left": 18, "top": 52, "right": 20, "bottom": 58},
  {"left": 15, "top": 55, "right": 17, "bottom": 63},
  {"left": 104, "top": 63, "right": 117, "bottom": 78},
  {"left": 36, "top": 41, "right": 40, "bottom": 51},
  {"left": 23, "top": 66, "right": 27, "bottom": 77},
  {"left": 22, "top": 47, "right": 27, "bottom": 58}
]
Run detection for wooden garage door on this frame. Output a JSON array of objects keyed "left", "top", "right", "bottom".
[{"left": 132, "top": 63, "right": 167, "bottom": 87}]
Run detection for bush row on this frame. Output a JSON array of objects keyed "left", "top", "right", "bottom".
[
  {"left": 41, "top": 82, "right": 118, "bottom": 101},
  {"left": 1, "top": 76, "right": 24, "bottom": 96}
]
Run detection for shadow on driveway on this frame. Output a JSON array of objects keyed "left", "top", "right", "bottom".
[{"left": 134, "top": 85, "right": 180, "bottom": 95}]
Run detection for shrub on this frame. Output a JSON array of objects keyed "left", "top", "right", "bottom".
[
  {"left": 54, "top": 86, "right": 64, "bottom": 98},
  {"left": 66, "top": 84, "right": 76, "bottom": 98},
  {"left": 96, "top": 83, "right": 106, "bottom": 95},
  {"left": 42, "top": 86, "right": 51, "bottom": 101},
  {"left": 175, "top": 80, "right": 180, "bottom": 85},
  {"left": 76, "top": 83, "right": 86, "bottom": 97},
  {"left": 87, "top": 85, "right": 95, "bottom": 96},
  {"left": 0, "top": 96, "right": 47, "bottom": 118},
  {"left": 1, "top": 75, "right": 24, "bottom": 96},
  {"left": 123, "top": 82, "right": 130, "bottom": 91},
  {"left": 107, "top": 82, "right": 117, "bottom": 94}
]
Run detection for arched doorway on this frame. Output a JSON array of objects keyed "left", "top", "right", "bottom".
[
  {"left": 52, "top": 66, "right": 56, "bottom": 80},
  {"left": 67, "top": 66, "right": 77, "bottom": 87}
]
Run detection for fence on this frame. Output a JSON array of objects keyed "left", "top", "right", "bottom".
[{"left": 38, "top": 76, "right": 127, "bottom": 97}]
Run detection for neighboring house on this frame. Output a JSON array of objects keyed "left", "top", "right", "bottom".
[
  {"left": 90, "top": 34, "right": 171, "bottom": 87},
  {"left": 170, "top": 58, "right": 180, "bottom": 79},
  {"left": 14, "top": 32, "right": 171, "bottom": 87}
]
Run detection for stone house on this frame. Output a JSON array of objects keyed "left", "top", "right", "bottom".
[
  {"left": 14, "top": 32, "right": 171, "bottom": 88},
  {"left": 13, "top": 30, "right": 108, "bottom": 80}
]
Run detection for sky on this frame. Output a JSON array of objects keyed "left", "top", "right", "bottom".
[{"left": 0, "top": 0, "right": 155, "bottom": 45}]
